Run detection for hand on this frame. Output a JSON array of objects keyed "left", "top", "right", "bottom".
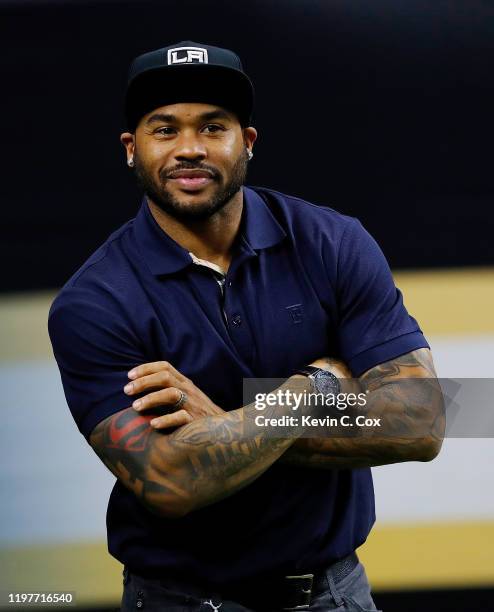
[{"left": 124, "top": 361, "right": 224, "bottom": 430}]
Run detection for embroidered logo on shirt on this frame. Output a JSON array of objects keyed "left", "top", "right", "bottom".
[{"left": 286, "top": 303, "right": 304, "bottom": 324}]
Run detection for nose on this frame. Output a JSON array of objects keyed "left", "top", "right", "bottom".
[{"left": 173, "top": 130, "right": 207, "bottom": 163}]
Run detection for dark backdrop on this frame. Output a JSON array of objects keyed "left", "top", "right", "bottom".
[{"left": 2, "top": 0, "right": 493, "bottom": 292}]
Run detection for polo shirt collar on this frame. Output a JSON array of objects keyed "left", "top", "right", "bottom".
[
  {"left": 133, "top": 186, "right": 286, "bottom": 276},
  {"left": 132, "top": 196, "right": 190, "bottom": 276},
  {"left": 240, "top": 186, "right": 286, "bottom": 250}
]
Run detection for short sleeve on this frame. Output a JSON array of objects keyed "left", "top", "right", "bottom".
[
  {"left": 336, "top": 218, "right": 429, "bottom": 376},
  {"left": 48, "top": 287, "right": 146, "bottom": 442}
]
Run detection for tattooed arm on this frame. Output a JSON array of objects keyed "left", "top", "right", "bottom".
[
  {"left": 89, "top": 375, "right": 312, "bottom": 518},
  {"left": 281, "top": 348, "right": 445, "bottom": 469}
]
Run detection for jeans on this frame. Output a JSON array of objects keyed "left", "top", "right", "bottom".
[{"left": 120, "top": 560, "right": 382, "bottom": 611}]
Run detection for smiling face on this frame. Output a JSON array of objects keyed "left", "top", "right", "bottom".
[{"left": 120, "top": 102, "right": 257, "bottom": 222}]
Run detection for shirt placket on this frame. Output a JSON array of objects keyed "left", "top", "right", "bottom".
[{"left": 190, "top": 246, "right": 257, "bottom": 366}]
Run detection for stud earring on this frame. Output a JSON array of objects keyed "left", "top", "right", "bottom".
[
  {"left": 247, "top": 150, "right": 253, "bottom": 160},
  {"left": 128, "top": 157, "right": 134, "bottom": 167}
]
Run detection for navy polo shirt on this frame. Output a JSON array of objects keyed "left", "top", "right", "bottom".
[{"left": 48, "top": 185, "right": 429, "bottom": 585}]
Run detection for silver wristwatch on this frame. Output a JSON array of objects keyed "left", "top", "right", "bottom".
[{"left": 295, "top": 366, "right": 341, "bottom": 396}]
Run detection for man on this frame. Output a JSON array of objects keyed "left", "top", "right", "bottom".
[{"left": 48, "top": 41, "right": 444, "bottom": 611}]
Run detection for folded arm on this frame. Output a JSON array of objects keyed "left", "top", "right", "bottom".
[
  {"left": 89, "top": 347, "right": 444, "bottom": 519},
  {"left": 280, "top": 348, "right": 445, "bottom": 469},
  {"left": 89, "top": 374, "right": 312, "bottom": 519}
]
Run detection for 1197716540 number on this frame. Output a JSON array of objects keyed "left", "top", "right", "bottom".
[{"left": 6, "top": 593, "right": 74, "bottom": 605}]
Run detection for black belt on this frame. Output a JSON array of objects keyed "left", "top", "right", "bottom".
[
  {"left": 126, "top": 552, "right": 359, "bottom": 611},
  {"left": 223, "top": 552, "right": 359, "bottom": 610}
]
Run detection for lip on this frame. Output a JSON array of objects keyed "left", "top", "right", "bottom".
[
  {"left": 166, "top": 168, "right": 215, "bottom": 191},
  {"left": 168, "top": 176, "right": 213, "bottom": 191},
  {"left": 167, "top": 169, "right": 214, "bottom": 179}
]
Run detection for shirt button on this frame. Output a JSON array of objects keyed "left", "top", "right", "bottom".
[{"left": 232, "top": 314, "right": 242, "bottom": 326}]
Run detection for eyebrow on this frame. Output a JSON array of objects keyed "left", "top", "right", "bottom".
[
  {"left": 145, "top": 113, "right": 176, "bottom": 124},
  {"left": 145, "top": 109, "right": 234, "bottom": 125}
]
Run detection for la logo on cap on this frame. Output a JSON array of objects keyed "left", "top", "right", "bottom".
[{"left": 167, "top": 46, "right": 209, "bottom": 65}]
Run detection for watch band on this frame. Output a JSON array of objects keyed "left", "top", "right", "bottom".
[{"left": 295, "top": 366, "right": 320, "bottom": 378}]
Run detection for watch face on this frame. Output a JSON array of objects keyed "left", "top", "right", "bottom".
[{"left": 312, "top": 370, "right": 341, "bottom": 396}]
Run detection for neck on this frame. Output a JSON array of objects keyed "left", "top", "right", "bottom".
[{"left": 147, "top": 189, "right": 244, "bottom": 269}]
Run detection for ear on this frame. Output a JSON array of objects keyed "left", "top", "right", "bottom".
[
  {"left": 243, "top": 126, "right": 257, "bottom": 156},
  {"left": 120, "top": 132, "right": 135, "bottom": 165}
]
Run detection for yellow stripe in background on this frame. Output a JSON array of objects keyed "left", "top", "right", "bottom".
[
  {"left": 0, "top": 541, "right": 122, "bottom": 607},
  {"left": 1, "top": 522, "right": 493, "bottom": 607},
  {"left": 359, "top": 520, "right": 494, "bottom": 591},
  {"left": 393, "top": 267, "right": 494, "bottom": 336},
  {"left": 0, "top": 267, "right": 494, "bottom": 362}
]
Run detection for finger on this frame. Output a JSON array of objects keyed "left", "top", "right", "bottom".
[
  {"left": 128, "top": 361, "right": 167, "bottom": 380},
  {"left": 128, "top": 361, "right": 187, "bottom": 382},
  {"left": 124, "top": 370, "right": 179, "bottom": 395},
  {"left": 161, "top": 361, "right": 189, "bottom": 383},
  {"left": 132, "top": 387, "right": 182, "bottom": 412},
  {"left": 150, "top": 409, "right": 192, "bottom": 430}
]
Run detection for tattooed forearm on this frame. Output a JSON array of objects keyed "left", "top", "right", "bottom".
[
  {"left": 281, "top": 348, "right": 445, "bottom": 469},
  {"left": 89, "top": 378, "right": 311, "bottom": 517},
  {"left": 164, "top": 403, "right": 296, "bottom": 506},
  {"left": 89, "top": 410, "right": 191, "bottom": 515}
]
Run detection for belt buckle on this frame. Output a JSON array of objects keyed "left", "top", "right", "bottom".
[{"left": 281, "top": 573, "right": 314, "bottom": 611}]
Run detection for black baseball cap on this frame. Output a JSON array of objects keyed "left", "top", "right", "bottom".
[{"left": 124, "top": 41, "right": 254, "bottom": 132}]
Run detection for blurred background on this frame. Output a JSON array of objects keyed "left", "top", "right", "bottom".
[{"left": 1, "top": 0, "right": 493, "bottom": 610}]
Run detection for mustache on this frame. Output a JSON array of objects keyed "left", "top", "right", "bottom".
[{"left": 160, "top": 163, "right": 221, "bottom": 180}]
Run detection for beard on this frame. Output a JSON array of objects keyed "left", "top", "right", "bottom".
[{"left": 133, "top": 148, "right": 249, "bottom": 222}]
